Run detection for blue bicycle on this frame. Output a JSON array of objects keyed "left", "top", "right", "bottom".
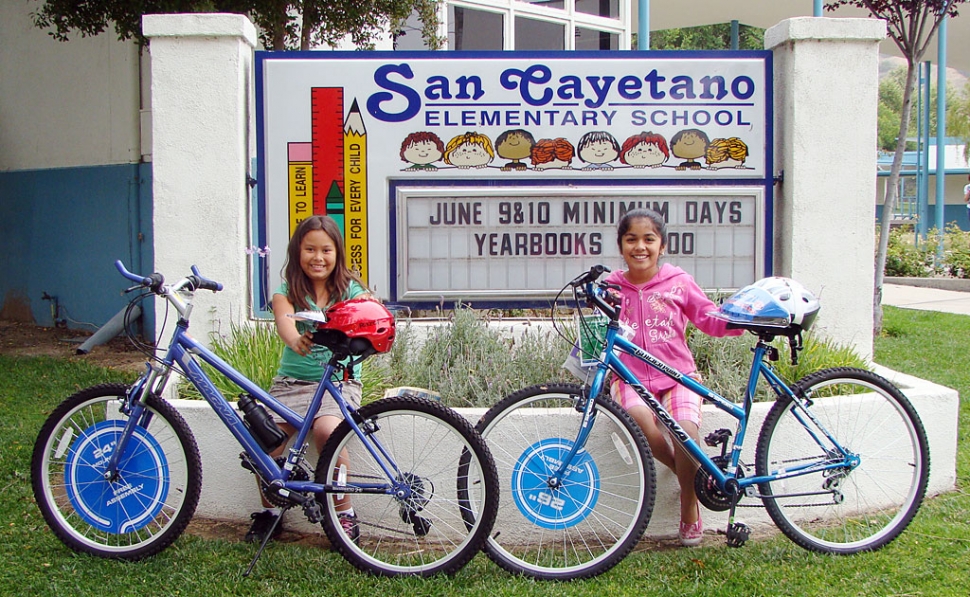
[
  {"left": 475, "top": 265, "right": 929, "bottom": 580},
  {"left": 31, "top": 261, "right": 498, "bottom": 577}
]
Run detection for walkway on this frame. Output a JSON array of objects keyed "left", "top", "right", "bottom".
[{"left": 883, "top": 284, "right": 970, "bottom": 316}]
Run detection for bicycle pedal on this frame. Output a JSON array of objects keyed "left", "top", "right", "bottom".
[
  {"left": 239, "top": 452, "right": 256, "bottom": 473},
  {"left": 704, "top": 429, "right": 732, "bottom": 447},
  {"left": 303, "top": 498, "right": 323, "bottom": 524},
  {"left": 725, "top": 522, "right": 750, "bottom": 548}
]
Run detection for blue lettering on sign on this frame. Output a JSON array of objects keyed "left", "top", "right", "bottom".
[
  {"left": 366, "top": 62, "right": 760, "bottom": 123},
  {"left": 501, "top": 65, "right": 554, "bottom": 106},
  {"left": 367, "top": 63, "right": 421, "bottom": 122}
]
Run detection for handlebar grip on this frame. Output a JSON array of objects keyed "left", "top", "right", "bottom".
[
  {"left": 569, "top": 264, "right": 610, "bottom": 287},
  {"left": 115, "top": 260, "right": 153, "bottom": 285},
  {"left": 116, "top": 260, "right": 164, "bottom": 291},
  {"left": 189, "top": 265, "right": 223, "bottom": 292}
]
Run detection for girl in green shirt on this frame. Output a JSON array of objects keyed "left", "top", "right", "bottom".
[{"left": 246, "top": 215, "right": 369, "bottom": 545}]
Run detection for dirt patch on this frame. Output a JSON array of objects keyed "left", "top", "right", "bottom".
[
  {"left": 0, "top": 320, "right": 148, "bottom": 373},
  {"left": 185, "top": 517, "right": 332, "bottom": 548}
]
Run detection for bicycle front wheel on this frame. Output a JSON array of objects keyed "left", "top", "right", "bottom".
[
  {"left": 31, "top": 384, "right": 202, "bottom": 560},
  {"left": 476, "top": 383, "right": 655, "bottom": 580},
  {"left": 316, "top": 396, "right": 498, "bottom": 577},
  {"left": 755, "top": 367, "right": 929, "bottom": 554}
]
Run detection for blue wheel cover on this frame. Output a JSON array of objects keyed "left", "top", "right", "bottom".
[
  {"left": 64, "top": 420, "right": 170, "bottom": 534},
  {"left": 510, "top": 438, "right": 600, "bottom": 529}
]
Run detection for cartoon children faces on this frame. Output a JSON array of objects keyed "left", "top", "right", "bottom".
[
  {"left": 400, "top": 132, "right": 445, "bottom": 171},
  {"left": 577, "top": 131, "right": 621, "bottom": 171},
  {"left": 444, "top": 132, "right": 494, "bottom": 169},
  {"left": 495, "top": 129, "right": 536, "bottom": 171},
  {"left": 670, "top": 128, "right": 710, "bottom": 171},
  {"left": 705, "top": 137, "right": 749, "bottom": 170},
  {"left": 530, "top": 138, "right": 575, "bottom": 171},
  {"left": 620, "top": 132, "right": 669, "bottom": 169}
]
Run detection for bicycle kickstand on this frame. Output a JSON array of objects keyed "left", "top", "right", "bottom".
[{"left": 243, "top": 506, "right": 292, "bottom": 577}]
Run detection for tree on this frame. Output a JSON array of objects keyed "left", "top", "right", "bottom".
[
  {"left": 825, "top": 0, "right": 964, "bottom": 336},
  {"left": 647, "top": 23, "right": 765, "bottom": 51},
  {"left": 878, "top": 66, "right": 964, "bottom": 153},
  {"left": 949, "top": 80, "right": 970, "bottom": 161},
  {"left": 31, "top": 0, "right": 443, "bottom": 51}
]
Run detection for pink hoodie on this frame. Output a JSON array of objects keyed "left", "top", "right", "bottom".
[{"left": 605, "top": 263, "right": 742, "bottom": 394}]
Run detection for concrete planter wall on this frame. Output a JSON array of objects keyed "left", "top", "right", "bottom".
[{"left": 173, "top": 365, "right": 957, "bottom": 538}]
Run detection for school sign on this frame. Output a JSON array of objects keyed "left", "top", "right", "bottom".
[{"left": 255, "top": 50, "right": 772, "bottom": 308}]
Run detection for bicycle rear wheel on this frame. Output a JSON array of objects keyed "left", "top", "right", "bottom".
[
  {"left": 755, "top": 367, "right": 929, "bottom": 554},
  {"left": 31, "top": 384, "right": 202, "bottom": 560},
  {"left": 475, "top": 383, "right": 655, "bottom": 580},
  {"left": 316, "top": 395, "right": 498, "bottom": 577}
]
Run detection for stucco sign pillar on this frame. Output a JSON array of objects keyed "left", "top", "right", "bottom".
[
  {"left": 143, "top": 13, "right": 256, "bottom": 344},
  {"left": 766, "top": 17, "right": 886, "bottom": 359}
]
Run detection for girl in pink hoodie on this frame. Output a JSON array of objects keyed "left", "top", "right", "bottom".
[{"left": 605, "top": 208, "right": 742, "bottom": 546}]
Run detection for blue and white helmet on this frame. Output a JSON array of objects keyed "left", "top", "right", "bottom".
[
  {"left": 753, "top": 277, "right": 820, "bottom": 331},
  {"left": 718, "top": 277, "right": 820, "bottom": 333}
]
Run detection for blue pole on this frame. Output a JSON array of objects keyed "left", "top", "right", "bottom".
[
  {"left": 814, "top": 0, "right": 823, "bottom": 17},
  {"left": 935, "top": 16, "right": 948, "bottom": 249},
  {"left": 919, "top": 61, "right": 931, "bottom": 239},
  {"left": 638, "top": 0, "right": 649, "bottom": 50},
  {"left": 730, "top": 20, "right": 739, "bottom": 50}
]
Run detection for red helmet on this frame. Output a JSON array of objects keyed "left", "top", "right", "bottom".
[{"left": 315, "top": 298, "right": 396, "bottom": 356}]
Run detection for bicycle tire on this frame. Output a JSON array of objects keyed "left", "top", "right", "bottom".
[
  {"left": 316, "top": 395, "right": 498, "bottom": 577},
  {"left": 755, "top": 367, "right": 929, "bottom": 554},
  {"left": 475, "top": 383, "right": 655, "bottom": 580},
  {"left": 31, "top": 384, "right": 202, "bottom": 560}
]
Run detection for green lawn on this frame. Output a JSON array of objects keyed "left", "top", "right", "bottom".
[{"left": 1, "top": 305, "right": 967, "bottom": 596}]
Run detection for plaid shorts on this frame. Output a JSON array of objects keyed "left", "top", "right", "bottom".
[
  {"left": 267, "top": 376, "right": 362, "bottom": 424},
  {"left": 610, "top": 377, "right": 702, "bottom": 428}
]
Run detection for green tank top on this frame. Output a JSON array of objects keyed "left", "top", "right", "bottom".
[{"left": 276, "top": 280, "right": 368, "bottom": 381}]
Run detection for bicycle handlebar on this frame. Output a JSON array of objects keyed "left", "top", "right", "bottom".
[
  {"left": 115, "top": 260, "right": 223, "bottom": 293},
  {"left": 569, "top": 265, "right": 622, "bottom": 320},
  {"left": 568, "top": 264, "right": 610, "bottom": 288}
]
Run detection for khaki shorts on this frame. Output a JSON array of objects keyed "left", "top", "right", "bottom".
[{"left": 267, "top": 376, "right": 362, "bottom": 424}]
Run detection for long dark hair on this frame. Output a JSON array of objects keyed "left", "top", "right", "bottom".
[{"left": 282, "top": 215, "right": 363, "bottom": 311}]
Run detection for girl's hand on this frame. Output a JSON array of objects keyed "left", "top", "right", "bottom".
[{"left": 292, "top": 330, "right": 314, "bottom": 356}]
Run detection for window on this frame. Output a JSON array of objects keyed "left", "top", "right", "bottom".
[
  {"left": 450, "top": 6, "right": 505, "bottom": 50},
  {"left": 575, "top": 26, "right": 618, "bottom": 50},
  {"left": 515, "top": 17, "right": 565, "bottom": 50},
  {"left": 394, "top": 1, "right": 630, "bottom": 51},
  {"left": 575, "top": 0, "right": 619, "bottom": 18}
]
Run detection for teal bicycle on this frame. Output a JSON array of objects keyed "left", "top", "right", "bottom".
[
  {"left": 475, "top": 265, "right": 929, "bottom": 580},
  {"left": 31, "top": 261, "right": 499, "bottom": 577}
]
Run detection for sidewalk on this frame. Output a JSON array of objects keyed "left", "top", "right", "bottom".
[{"left": 883, "top": 284, "right": 970, "bottom": 316}]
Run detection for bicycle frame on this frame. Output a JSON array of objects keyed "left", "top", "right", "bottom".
[
  {"left": 558, "top": 302, "right": 856, "bottom": 499},
  {"left": 105, "top": 317, "right": 407, "bottom": 499}
]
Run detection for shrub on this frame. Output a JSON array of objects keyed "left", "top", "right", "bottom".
[
  {"left": 688, "top": 328, "right": 869, "bottom": 403},
  {"left": 937, "top": 222, "right": 970, "bottom": 279},
  {"left": 178, "top": 320, "right": 282, "bottom": 400},
  {"left": 884, "top": 224, "right": 935, "bottom": 277},
  {"left": 373, "top": 306, "right": 572, "bottom": 408},
  {"left": 178, "top": 305, "right": 868, "bottom": 410}
]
